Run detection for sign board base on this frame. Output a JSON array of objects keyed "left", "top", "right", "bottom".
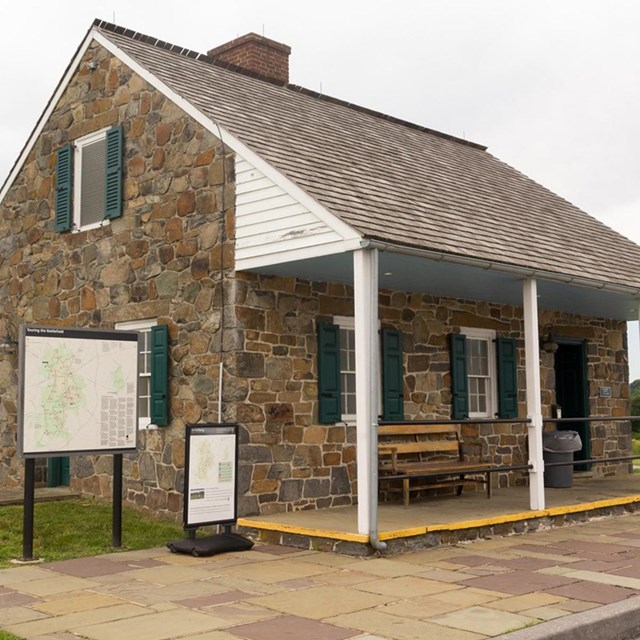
[{"left": 166, "top": 532, "right": 253, "bottom": 557}]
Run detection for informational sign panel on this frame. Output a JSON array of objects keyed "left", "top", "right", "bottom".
[
  {"left": 18, "top": 325, "right": 139, "bottom": 457},
  {"left": 184, "top": 423, "right": 239, "bottom": 528}
]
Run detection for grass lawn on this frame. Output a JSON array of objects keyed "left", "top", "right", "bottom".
[
  {"left": 0, "top": 498, "right": 184, "bottom": 569},
  {"left": 0, "top": 632, "right": 23, "bottom": 640}
]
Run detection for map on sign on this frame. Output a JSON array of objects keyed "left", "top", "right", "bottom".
[
  {"left": 18, "top": 326, "right": 140, "bottom": 456},
  {"left": 184, "top": 424, "right": 238, "bottom": 527}
]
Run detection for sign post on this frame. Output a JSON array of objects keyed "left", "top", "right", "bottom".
[{"left": 167, "top": 423, "right": 253, "bottom": 557}]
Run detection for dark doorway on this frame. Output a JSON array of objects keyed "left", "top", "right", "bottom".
[{"left": 554, "top": 341, "right": 590, "bottom": 469}]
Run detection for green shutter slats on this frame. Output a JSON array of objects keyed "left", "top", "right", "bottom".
[
  {"left": 450, "top": 333, "right": 469, "bottom": 419},
  {"left": 150, "top": 324, "right": 169, "bottom": 426},
  {"left": 47, "top": 456, "right": 70, "bottom": 487},
  {"left": 381, "top": 328, "right": 404, "bottom": 420},
  {"left": 104, "top": 125, "right": 123, "bottom": 220},
  {"left": 55, "top": 144, "right": 73, "bottom": 232},
  {"left": 317, "top": 322, "right": 341, "bottom": 423},
  {"left": 497, "top": 337, "right": 518, "bottom": 418}
]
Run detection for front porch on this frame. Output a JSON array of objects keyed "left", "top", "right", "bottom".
[{"left": 238, "top": 474, "right": 640, "bottom": 555}]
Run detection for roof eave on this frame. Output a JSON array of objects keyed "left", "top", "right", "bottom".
[{"left": 361, "top": 238, "right": 640, "bottom": 298}]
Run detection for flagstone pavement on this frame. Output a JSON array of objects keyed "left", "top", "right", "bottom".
[{"left": 2, "top": 514, "right": 640, "bottom": 640}]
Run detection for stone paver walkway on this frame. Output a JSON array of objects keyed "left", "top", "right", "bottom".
[{"left": 2, "top": 514, "right": 640, "bottom": 639}]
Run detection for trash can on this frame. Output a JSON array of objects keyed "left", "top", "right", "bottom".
[{"left": 543, "top": 430, "right": 582, "bottom": 488}]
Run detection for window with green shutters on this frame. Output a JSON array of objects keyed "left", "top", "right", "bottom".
[
  {"left": 450, "top": 330, "right": 518, "bottom": 420},
  {"left": 55, "top": 125, "right": 123, "bottom": 232},
  {"left": 317, "top": 319, "right": 404, "bottom": 424},
  {"left": 116, "top": 319, "right": 164, "bottom": 428}
]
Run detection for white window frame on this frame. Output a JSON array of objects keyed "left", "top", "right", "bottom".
[
  {"left": 461, "top": 327, "right": 497, "bottom": 419},
  {"left": 73, "top": 126, "right": 111, "bottom": 232},
  {"left": 334, "top": 316, "right": 357, "bottom": 424},
  {"left": 116, "top": 319, "right": 157, "bottom": 430},
  {"left": 334, "top": 315, "right": 383, "bottom": 425}
]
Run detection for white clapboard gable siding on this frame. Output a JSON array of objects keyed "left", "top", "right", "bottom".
[{"left": 235, "top": 157, "right": 361, "bottom": 269}]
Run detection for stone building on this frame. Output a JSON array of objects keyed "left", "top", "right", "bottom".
[{"left": 1, "top": 20, "right": 639, "bottom": 534}]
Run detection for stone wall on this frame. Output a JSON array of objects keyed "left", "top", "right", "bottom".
[
  {"left": 0, "top": 41, "right": 235, "bottom": 519},
  {"left": 233, "top": 275, "right": 630, "bottom": 512}
]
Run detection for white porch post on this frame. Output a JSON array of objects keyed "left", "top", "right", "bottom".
[
  {"left": 354, "top": 248, "right": 379, "bottom": 536},
  {"left": 523, "top": 278, "right": 545, "bottom": 510}
]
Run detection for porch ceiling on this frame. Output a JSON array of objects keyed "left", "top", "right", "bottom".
[{"left": 245, "top": 251, "right": 640, "bottom": 321}]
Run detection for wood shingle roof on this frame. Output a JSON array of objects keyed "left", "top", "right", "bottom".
[{"left": 95, "top": 22, "right": 640, "bottom": 290}]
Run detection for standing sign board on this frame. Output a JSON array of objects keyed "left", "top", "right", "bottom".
[
  {"left": 16, "top": 324, "right": 140, "bottom": 560},
  {"left": 18, "top": 325, "right": 139, "bottom": 457},
  {"left": 184, "top": 423, "right": 239, "bottom": 528}
]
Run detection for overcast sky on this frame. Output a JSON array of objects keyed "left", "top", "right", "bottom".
[{"left": 1, "top": 0, "right": 639, "bottom": 378}]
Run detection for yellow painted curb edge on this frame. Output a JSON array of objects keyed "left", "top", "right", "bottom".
[
  {"left": 238, "top": 494, "right": 640, "bottom": 545},
  {"left": 380, "top": 494, "right": 640, "bottom": 540},
  {"left": 237, "top": 518, "right": 369, "bottom": 543}
]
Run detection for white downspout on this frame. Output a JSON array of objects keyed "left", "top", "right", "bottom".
[
  {"left": 354, "top": 248, "right": 386, "bottom": 551},
  {"left": 523, "top": 278, "right": 545, "bottom": 510}
]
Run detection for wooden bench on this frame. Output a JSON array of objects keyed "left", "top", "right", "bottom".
[{"left": 378, "top": 423, "right": 493, "bottom": 506}]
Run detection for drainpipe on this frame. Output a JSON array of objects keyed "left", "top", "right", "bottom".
[
  {"left": 353, "top": 248, "right": 387, "bottom": 552},
  {"left": 369, "top": 416, "right": 387, "bottom": 552}
]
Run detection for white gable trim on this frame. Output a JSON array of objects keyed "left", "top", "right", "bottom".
[
  {"left": 94, "top": 31, "right": 362, "bottom": 247},
  {"left": 234, "top": 156, "right": 364, "bottom": 269},
  {"left": 0, "top": 32, "right": 95, "bottom": 203}
]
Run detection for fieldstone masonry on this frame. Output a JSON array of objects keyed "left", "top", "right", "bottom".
[
  {"left": 0, "top": 40, "right": 632, "bottom": 519},
  {"left": 0, "top": 41, "right": 235, "bottom": 517}
]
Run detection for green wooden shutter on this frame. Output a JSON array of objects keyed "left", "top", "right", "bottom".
[
  {"left": 47, "top": 456, "right": 70, "bottom": 487},
  {"left": 55, "top": 144, "right": 73, "bottom": 232},
  {"left": 104, "top": 125, "right": 123, "bottom": 220},
  {"left": 450, "top": 333, "right": 469, "bottom": 419},
  {"left": 497, "top": 337, "right": 518, "bottom": 418},
  {"left": 150, "top": 324, "right": 169, "bottom": 426},
  {"left": 381, "top": 328, "right": 404, "bottom": 420},
  {"left": 317, "top": 322, "right": 341, "bottom": 423}
]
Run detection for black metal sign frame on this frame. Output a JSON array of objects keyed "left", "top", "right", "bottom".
[{"left": 183, "top": 423, "right": 239, "bottom": 529}]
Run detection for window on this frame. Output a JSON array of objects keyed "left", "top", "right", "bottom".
[
  {"left": 462, "top": 328, "right": 497, "bottom": 418},
  {"left": 450, "top": 330, "right": 518, "bottom": 420},
  {"left": 336, "top": 317, "right": 357, "bottom": 421},
  {"left": 55, "top": 125, "right": 123, "bottom": 232},
  {"left": 116, "top": 319, "right": 156, "bottom": 429},
  {"left": 74, "top": 129, "right": 107, "bottom": 230},
  {"left": 317, "top": 319, "right": 404, "bottom": 424}
]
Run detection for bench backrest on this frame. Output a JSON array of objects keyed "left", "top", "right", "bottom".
[{"left": 378, "top": 423, "right": 462, "bottom": 457}]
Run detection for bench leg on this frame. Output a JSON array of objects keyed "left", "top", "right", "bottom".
[
  {"left": 403, "top": 478, "right": 410, "bottom": 507},
  {"left": 457, "top": 475, "right": 464, "bottom": 496},
  {"left": 486, "top": 472, "right": 492, "bottom": 499}
]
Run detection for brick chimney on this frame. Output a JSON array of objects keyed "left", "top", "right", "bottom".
[{"left": 207, "top": 33, "right": 291, "bottom": 85}]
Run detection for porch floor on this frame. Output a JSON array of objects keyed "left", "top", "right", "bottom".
[{"left": 237, "top": 474, "right": 640, "bottom": 555}]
